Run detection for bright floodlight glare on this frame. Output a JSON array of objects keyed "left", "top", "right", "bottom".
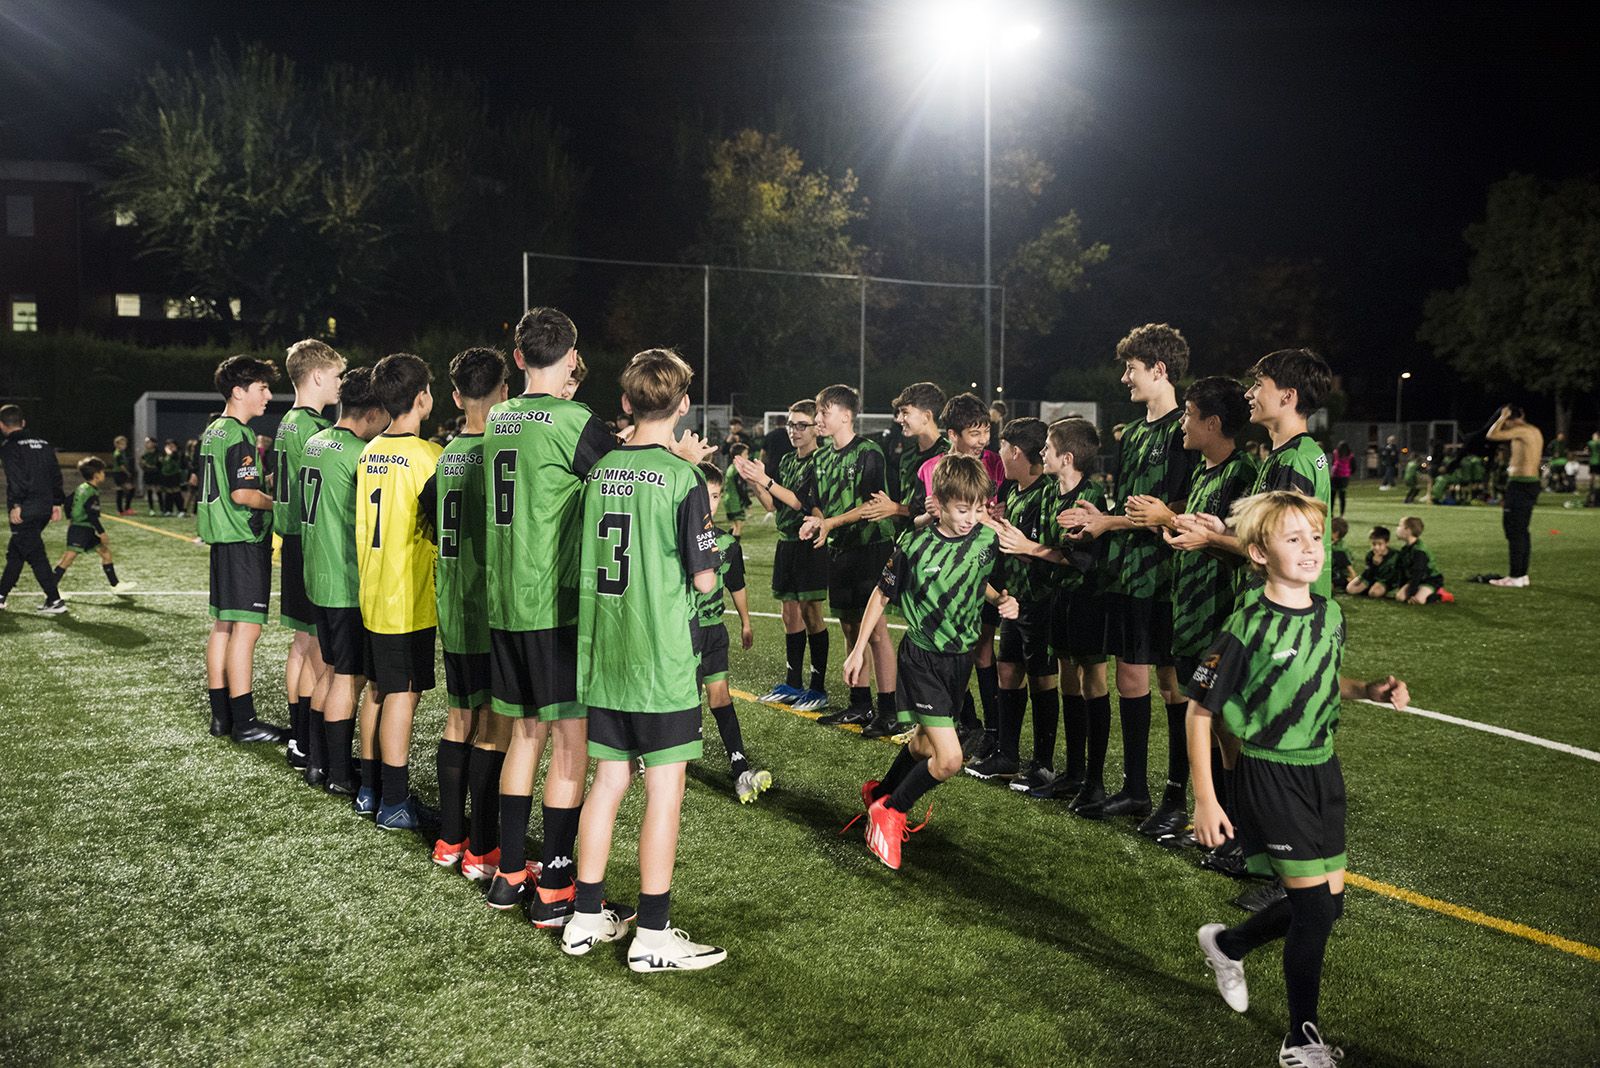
[
  {"left": 1000, "top": 22, "right": 1042, "bottom": 48},
  {"left": 1401, "top": 371, "right": 1413, "bottom": 380},
  {"left": 923, "top": 3, "right": 1041, "bottom": 57}
]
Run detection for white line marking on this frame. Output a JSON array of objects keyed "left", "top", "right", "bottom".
[
  {"left": 747, "top": 608, "right": 906, "bottom": 632},
  {"left": 1357, "top": 700, "right": 1600, "bottom": 764}
]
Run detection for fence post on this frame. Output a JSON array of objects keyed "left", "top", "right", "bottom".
[
  {"left": 858, "top": 275, "right": 867, "bottom": 408},
  {"left": 703, "top": 265, "right": 711, "bottom": 436}
]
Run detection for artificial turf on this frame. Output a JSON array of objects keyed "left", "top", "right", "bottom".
[{"left": 0, "top": 481, "right": 1596, "bottom": 1066}]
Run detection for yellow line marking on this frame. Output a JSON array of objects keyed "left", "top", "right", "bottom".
[
  {"left": 730, "top": 687, "right": 1600, "bottom": 963},
  {"left": 105, "top": 514, "right": 203, "bottom": 545},
  {"left": 1344, "top": 872, "right": 1600, "bottom": 962}
]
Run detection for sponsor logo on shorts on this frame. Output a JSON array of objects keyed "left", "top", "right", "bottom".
[
  {"left": 915, "top": 702, "right": 933, "bottom": 711},
  {"left": 1267, "top": 842, "right": 1293, "bottom": 852}
]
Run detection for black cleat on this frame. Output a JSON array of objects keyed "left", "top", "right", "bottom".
[
  {"left": 232, "top": 719, "right": 288, "bottom": 744},
  {"left": 1138, "top": 802, "right": 1189, "bottom": 839},
  {"left": 1156, "top": 828, "right": 1198, "bottom": 850},
  {"left": 1069, "top": 782, "right": 1108, "bottom": 816},
  {"left": 1089, "top": 789, "right": 1152, "bottom": 820},
  {"left": 1009, "top": 761, "right": 1055, "bottom": 793},
  {"left": 860, "top": 713, "right": 900, "bottom": 739},
  {"left": 1199, "top": 839, "right": 1249, "bottom": 879},
  {"left": 963, "top": 729, "right": 999, "bottom": 764},
  {"left": 303, "top": 765, "right": 328, "bottom": 788},
  {"left": 486, "top": 873, "right": 531, "bottom": 911},
  {"left": 323, "top": 778, "right": 358, "bottom": 797},
  {"left": 965, "top": 752, "right": 1020, "bottom": 781},
  {"left": 285, "top": 742, "right": 309, "bottom": 770},
  {"left": 1030, "top": 773, "right": 1083, "bottom": 801},
  {"left": 209, "top": 715, "right": 232, "bottom": 738},
  {"left": 1232, "top": 881, "right": 1287, "bottom": 913},
  {"left": 820, "top": 705, "right": 873, "bottom": 727}
]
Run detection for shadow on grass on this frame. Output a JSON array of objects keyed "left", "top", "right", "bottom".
[{"left": 56, "top": 613, "right": 152, "bottom": 648}]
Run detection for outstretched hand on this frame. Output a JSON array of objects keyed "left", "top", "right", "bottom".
[{"left": 671, "top": 429, "right": 716, "bottom": 464}]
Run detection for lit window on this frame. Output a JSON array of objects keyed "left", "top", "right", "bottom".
[
  {"left": 229, "top": 297, "right": 242, "bottom": 319},
  {"left": 11, "top": 297, "right": 38, "bottom": 332},
  {"left": 116, "top": 293, "right": 141, "bottom": 317},
  {"left": 114, "top": 208, "right": 136, "bottom": 227},
  {"left": 5, "top": 195, "right": 34, "bottom": 237},
  {"left": 165, "top": 299, "right": 183, "bottom": 319}
]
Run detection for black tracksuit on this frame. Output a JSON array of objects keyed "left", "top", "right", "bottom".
[{"left": 1, "top": 428, "right": 66, "bottom": 602}]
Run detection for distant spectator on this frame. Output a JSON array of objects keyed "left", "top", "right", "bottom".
[
  {"left": 1329, "top": 441, "right": 1354, "bottom": 515},
  {"left": 1378, "top": 435, "right": 1400, "bottom": 488}
]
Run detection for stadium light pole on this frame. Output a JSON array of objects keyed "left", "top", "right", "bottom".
[{"left": 1395, "top": 370, "right": 1412, "bottom": 426}]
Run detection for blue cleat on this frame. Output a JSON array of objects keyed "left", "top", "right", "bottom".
[
  {"left": 790, "top": 689, "right": 828, "bottom": 713},
  {"left": 376, "top": 795, "right": 437, "bottom": 831},
  {"left": 353, "top": 786, "right": 379, "bottom": 819},
  {"left": 758, "top": 683, "right": 800, "bottom": 704}
]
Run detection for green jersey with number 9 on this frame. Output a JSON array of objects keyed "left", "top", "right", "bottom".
[{"left": 434, "top": 432, "right": 490, "bottom": 655}]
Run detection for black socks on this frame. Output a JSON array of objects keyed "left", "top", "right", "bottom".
[
  {"left": 876, "top": 747, "right": 919, "bottom": 800},
  {"left": 875, "top": 691, "right": 896, "bottom": 721},
  {"left": 1165, "top": 700, "right": 1189, "bottom": 789},
  {"left": 785, "top": 631, "right": 806, "bottom": 689},
  {"left": 638, "top": 890, "right": 671, "bottom": 931},
  {"left": 1085, "top": 694, "right": 1112, "bottom": 787},
  {"left": 103, "top": 563, "right": 118, "bottom": 586},
  {"left": 807, "top": 629, "right": 829, "bottom": 692},
  {"left": 467, "top": 747, "right": 505, "bottom": 855},
  {"left": 208, "top": 687, "right": 229, "bottom": 731},
  {"left": 1031, "top": 688, "right": 1059, "bottom": 770},
  {"left": 1284, "top": 885, "right": 1340, "bottom": 1045},
  {"left": 305, "top": 706, "right": 326, "bottom": 771},
  {"left": 360, "top": 757, "right": 381, "bottom": 796},
  {"left": 1217, "top": 894, "right": 1292, "bottom": 960},
  {"left": 1117, "top": 691, "right": 1151, "bottom": 798},
  {"left": 1061, "top": 694, "right": 1088, "bottom": 781},
  {"left": 538, "top": 804, "right": 582, "bottom": 890},
  {"left": 499, "top": 794, "right": 534, "bottom": 873},
  {"left": 997, "top": 688, "right": 1027, "bottom": 761},
  {"left": 435, "top": 739, "right": 470, "bottom": 844},
  {"left": 576, "top": 879, "right": 605, "bottom": 915},
  {"left": 849, "top": 685, "right": 871, "bottom": 711},
  {"left": 230, "top": 691, "right": 258, "bottom": 729},
  {"left": 975, "top": 663, "right": 998, "bottom": 730},
  {"left": 887, "top": 759, "right": 939, "bottom": 813},
  {"left": 52, "top": 565, "right": 65, "bottom": 583},
  {"left": 324, "top": 718, "right": 356, "bottom": 786},
  {"left": 710, "top": 704, "right": 748, "bottom": 775},
  {"left": 380, "top": 762, "right": 409, "bottom": 808}
]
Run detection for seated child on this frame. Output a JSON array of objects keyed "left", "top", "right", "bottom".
[
  {"left": 1344, "top": 526, "right": 1396, "bottom": 599},
  {"left": 1392, "top": 516, "right": 1446, "bottom": 605},
  {"left": 1328, "top": 516, "right": 1352, "bottom": 592}
]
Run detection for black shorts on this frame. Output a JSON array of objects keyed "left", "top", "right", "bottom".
[
  {"left": 65, "top": 525, "right": 101, "bottom": 552},
  {"left": 208, "top": 540, "right": 272, "bottom": 625},
  {"left": 489, "top": 625, "right": 582, "bottom": 721},
  {"left": 695, "top": 622, "right": 730, "bottom": 684},
  {"left": 313, "top": 604, "right": 367, "bottom": 676},
  {"left": 364, "top": 627, "right": 437, "bottom": 696},
  {"left": 443, "top": 649, "right": 492, "bottom": 708},
  {"left": 1104, "top": 592, "right": 1174, "bottom": 667},
  {"left": 1174, "top": 655, "right": 1201, "bottom": 695},
  {"left": 828, "top": 542, "right": 892, "bottom": 619},
  {"left": 772, "top": 539, "right": 829, "bottom": 602},
  {"left": 895, "top": 638, "right": 970, "bottom": 729},
  {"left": 1236, "top": 754, "right": 1347, "bottom": 879},
  {"left": 997, "top": 601, "right": 1055, "bottom": 676},
  {"left": 1051, "top": 588, "right": 1107, "bottom": 662},
  {"left": 112, "top": 472, "right": 131, "bottom": 488},
  {"left": 588, "top": 706, "right": 703, "bottom": 767},
  {"left": 277, "top": 535, "right": 315, "bottom": 634}
]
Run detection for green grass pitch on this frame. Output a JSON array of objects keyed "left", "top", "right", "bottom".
[{"left": 1, "top": 483, "right": 1596, "bottom": 1065}]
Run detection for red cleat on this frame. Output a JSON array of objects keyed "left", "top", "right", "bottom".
[
  {"left": 461, "top": 845, "right": 501, "bottom": 881},
  {"left": 1437, "top": 589, "right": 1455, "bottom": 603},
  {"left": 865, "top": 797, "right": 907, "bottom": 870},
  {"left": 432, "top": 838, "right": 467, "bottom": 868},
  {"left": 860, "top": 779, "right": 881, "bottom": 808}
]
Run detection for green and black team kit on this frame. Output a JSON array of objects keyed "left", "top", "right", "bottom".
[
  {"left": 771, "top": 447, "right": 828, "bottom": 602},
  {"left": 139, "top": 446, "right": 160, "bottom": 494},
  {"left": 198, "top": 416, "right": 272, "bottom": 624},
  {"left": 1104, "top": 407, "right": 1197, "bottom": 664},
  {"left": 1043, "top": 474, "right": 1110, "bottom": 661},
  {"left": 65, "top": 481, "right": 104, "bottom": 551},
  {"left": 1358, "top": 548, "right": 1398, "bottom": 588},
  {"left": 272, "top": 406, "right": 333, "bottom": 632},
  {"left": 1329, "top": 535, "right": 1351, "bottom": 584},
  {"left": 694, "top": 527, "right": 746, "bottom": 685},
  {"left": 997, "top": 475, "right": 1057, "bottom": 675},
  {"left": 298, "top": 426, "right": 367, "bottom": 675},
  {"left": 810, "top": 434, "right": 895, "bottom": 616},
  {"left": 721, "top": 463, "right": 749, "bottom": 521},
  {"left": 1170, "top": 450, "right": 1259, "bottom": 668},
  {"left": 1391, "top": 540, "right": 1443, "bottom": 600},
  {"left": 1188, "top": 593, "right": 1348, "bottom": 878},
  {"left": 435, "top": 432, "right": 493, "bottom": 707},
  {"left": 485, "top": 393, "right": 618, "bottom": 720},
  {"left": 577, "top": 445, "right": 720, "bottom": 766},
  {"left": 897, "top": 437, "right": 948, "bottom": 527},
  {"left": 1251, "top": 432, "right": 1334, "bottom": 600},
  {"left": 878, "top": 523, "right": 1000, "bottom": 728}
]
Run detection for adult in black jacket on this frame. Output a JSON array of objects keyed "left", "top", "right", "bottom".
[{"left": 0, "top": 404, "right": 67, "bottom": 612}]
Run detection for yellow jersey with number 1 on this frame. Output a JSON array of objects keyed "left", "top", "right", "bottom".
[{"left": 356, "top": 433, "right": 442, "bottom": 634}]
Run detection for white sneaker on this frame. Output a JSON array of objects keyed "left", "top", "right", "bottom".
[
  {"left": 735, "top": 768, "right": 772, "bottom": 804},
  {"left": 627, "top": 926, "right": 727, "bottom": 972},
  {"left": 1279, "top": 1022, "right": 1344, "bottom": 1067},
  {"left": 561, "top": 904, "right": 637, "bottom": 956},
  {"left": 112, "top": 579, "right": 137, "bottom": 594},
  {"left": 1197, "top": 923, "right": 1248, "bottom": 1012},
  {"left": 1488, "top": 575, "right": 1529, "bottom": 588}
]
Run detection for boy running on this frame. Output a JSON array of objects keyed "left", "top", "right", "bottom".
[
  {"left": 197, "top": 357, "right": 285, "bottom": 743},
  {"left": 273, "top": 339, "right": 345, "bottom": 773},
  {"left": 1189, "top": 490, "right": 1408, "bottom": 1068},
  {"left": 564, "top": 348, "right": 725, "bottom": 970},
  {"left": 848, "top": 454, "right": 1019, "bottom": 870},
  {"left": 736, "top": 400, "right": 830, "bottom": 712},
  {"left": 431, "top": 348, "right": 513, "bottom": 871},
  {"left": 53, "top": 458, "right": 135, "bottom": 594},
  {"left": 355, "top": 353, "right": 443, "bottom": 830},
  {"left": 695, "top": 461, "right": 770, "bottom": 803}
]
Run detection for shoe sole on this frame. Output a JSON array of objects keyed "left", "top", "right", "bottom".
[{"left": 737, "top": 772, "right": 773, "bottom": 804}]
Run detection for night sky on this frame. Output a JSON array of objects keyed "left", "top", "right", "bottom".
[{"left": 4, "top": 0, "right": 1596, "bottom": 422}]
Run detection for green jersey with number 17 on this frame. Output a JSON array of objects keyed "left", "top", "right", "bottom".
[
  {"left": 484, "top": 393, "right": 617, "bottom": 633},
  {"left": 578, "top": 446, "right": 721, "bottom": 713},
  {"left": 435, "top": 432, "right": 490, "bottom": 655},
  {"left": 299, "top": 426, "right": 365, "bottom": 609}
]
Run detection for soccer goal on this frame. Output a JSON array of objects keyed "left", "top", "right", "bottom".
[{"left": 133, "top": 391, "right": 299, "bottom": 451}]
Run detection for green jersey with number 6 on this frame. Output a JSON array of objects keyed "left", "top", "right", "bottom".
[
  {"left": 578, "top": 446, "right": 721, "bottom": 713},
  {"left": 197, "top": 416, "right": 270, "bottom": 545},
  {"left": 484, "top": 393, "right": 617, "bottom": 633},
  {"left": 271, "top": 406, "right": 332, "bottom": 537},
  {"left": 434, "top": 432, "right": 490, "bottom": 655},
  {"left": 299, "top": 426, "right": 365, "bottom": 609}
]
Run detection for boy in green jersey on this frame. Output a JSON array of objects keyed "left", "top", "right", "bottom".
[
  {"left": 694, "top": 462, "right": 770, "bottom": 803},
  {"left": 998, "top": 418, "right": 1113, "bottom": 807},
  {"left": 301, "top": 367, "right": 389, "bottom": 796},
  {"left": 721, "top": 442, "right": 751, "bottom": 537},
  {"left": 566, "top": 348, "right": 725, "bottom": 970},
  {"left": 736, "top": 399, "right": 830, "bottom": 711},
  {"left": 1344, "top": 525, "right": 1398, "bottom": 598},
  {"left": 139, "top": 437, "right": 160, "bottom": 513},
  {"left": 1189, "top": 491, "right": 1409, "bottom": 1068},
  {"left": 52, "top": 457, "right": 134, "bottom": 593},
  {"left": 1064, "top": 324, "right": 1199, "bottom": 822},
  {"left": 1391, "top": 515, "right": 1447, "bottom": 604},
  {"left": 800, "top": 383, "right": 899, "bottom": 735},
  {"left": 272, "top": 339, "right": 345, "bottom": 774},
  {"left": 1402, "top": 455, "right": 1422, "bottom": 503},
  {"left": 1123, "top": 376, "right": 1257, "bottom": 838},
  {"left": 847, "top": 455, "right": 1018, "bottom": 870},
  {"left": 971, "top": 418, "right": 1059, "bottom": 788},
  {"left": 560, "top": 352, "right": 587, "bottom": 401},
  {"left": 1327, "top": 517, "right": 1352, "bottom": 591},
  {"left": 431, "top": 347, "right": 513, "bottom": 874},
  {"left": 198, "top": 355, "right": 286, "bottom": 745},
  {"left": 111, "top": 435, "right": 135, "bottom": 515},
  {"left": 159, "top": 440, "right": 183, "bottom": 515},
  {"left": 858, "top": 381, "right": 949, "bottom": 530}
]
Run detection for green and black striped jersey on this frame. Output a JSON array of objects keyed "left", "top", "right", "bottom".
[
  {"left": 999, "top": 475, "right": 1057, "bottom": 605},
  {"left": 722, "top": 463, "right": 750, "bottom": 520},
  {"left": 879, "top": 524, "right": 1000, "bottom": 655},
  {"left": 774, "top": 448, "right": 819, "bottom": 542},
  {"left": 1171, "top": 450, "right": 1259, "bottom": 658},
  {"left": 695, "top": 527, "right": 746, "bottom": 625},
  {"left": 197, "top": 417, "right": 269, "bottom": 545},
  {"left": 810, "top": 435, "right": 893, "bottom": 549},
  {"left": 1359, "top": 548, "right": 1399, "bottom": 586},
  {"left": 1105, "top": 408, "right": 1197, "bottom": 601},
  {"left": 897, "top": 438, "right": 948, "bottom": 514},
  {"left": 272, "top": 406, "right": 333, "bottom": 537},
  {"left": 1041, "top": 475, "right": 1108, "bottom": 595},
  {"left": 434, "top": 433, "right": 490, "bottom": 655},
  {"left": 1188, "top": 593, "right": 1345, "bottom": 765},
  {"left": 68, "top": 482, "right": 102, "bottom": 531},
  {"left": 484, "top": 393, "right": 617, "bottom": 633},
  {"left": 1251, "top": 432, "right": 1333, "bottom": 599},
  {"left": 1392, "top": 540, "right": 1441, "bottom": 593}
]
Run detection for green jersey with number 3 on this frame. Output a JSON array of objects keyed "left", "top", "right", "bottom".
[
  {"left": 299, "top": 426, "right": 365, "bottom": 609},
  {"left": 434, "top": 432, "right": 490, "bottom": 655}
]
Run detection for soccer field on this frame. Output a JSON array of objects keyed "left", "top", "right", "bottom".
[{"left": 1, "top": 482, "right": 1596, "bottom": 1066}]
